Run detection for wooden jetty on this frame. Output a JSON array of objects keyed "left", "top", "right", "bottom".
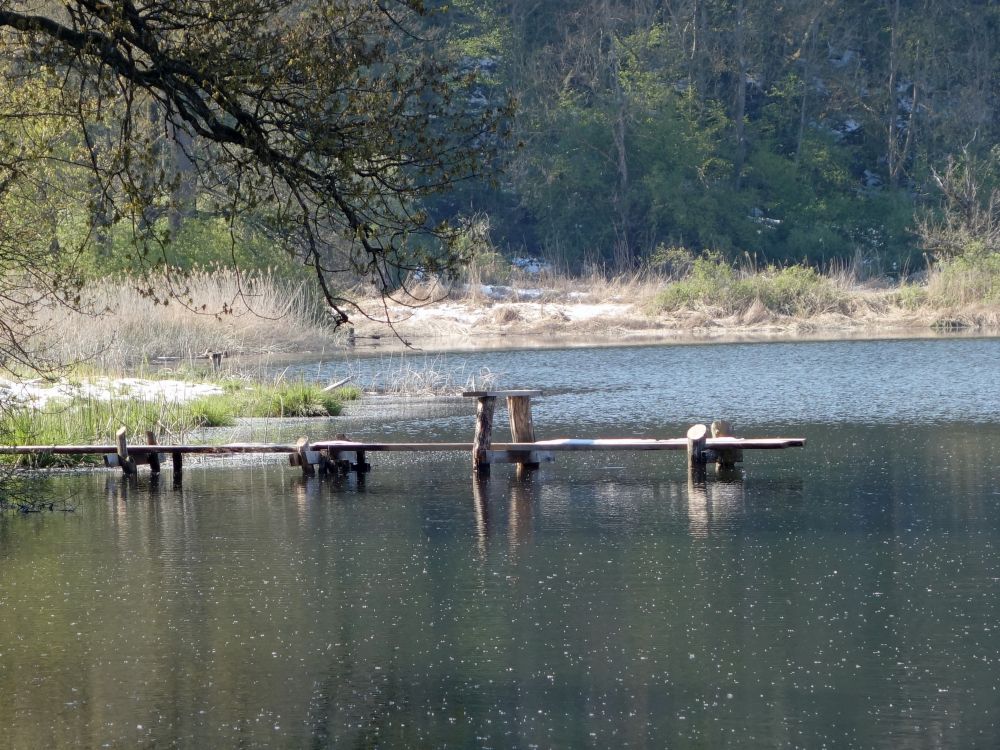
[{"left": 0, "top": 390, "right": 805, "bottom": 481}]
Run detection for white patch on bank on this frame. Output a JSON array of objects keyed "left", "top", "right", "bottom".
[{"left": 0, "top": 377, "right": 224, "bottom": 408}]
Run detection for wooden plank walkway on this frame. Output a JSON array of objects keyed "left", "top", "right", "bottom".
[{"left": 0, "top": 389, "right": 806, "bottom": 481}]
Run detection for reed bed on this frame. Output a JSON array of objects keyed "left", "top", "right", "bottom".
[
  {"left": 349, "top": 355, "right": 501, "bottom": 396},
  {"left": 30, "top": 269, "right": 337, "bottom": 370}
]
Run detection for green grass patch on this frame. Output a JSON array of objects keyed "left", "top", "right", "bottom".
[
  {"left": 187, "top": 381, "right": 357, "bottom": 422},
  {"left": 1, "top": 381, "right": 360, "bottom": 468},
  {"left": 652, "top": 254, "right": 846, "bottom": 316}
]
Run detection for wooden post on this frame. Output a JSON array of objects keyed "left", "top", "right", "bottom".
[
  {"left": 507, "top": 396, "right": 536, "bottom": 443},
  {"left": 296, "top": 437, "right": 315, "bottom": 477},
  {"left": 331, "top": 433, "right": 351, "bottom": 474},
  {"left": 472, "top": 396, "right": 496, "bottom": 476},
  {"left": 507, "top": 395, "right": 538, "bottom": 477},
  {"left": 145, "top": 431, "right": 161, "bottom": 475},
  {"left": 711, "top": 419, "right": 742, "bottom": 469},
  {"left": 171, "top": 451, "right": 183, "bottom": 485},
  {"left": 116, "top": 426, "right": 136, "bottom": 478},
  {"left": 687, "top": 423, "right": 708, "bottom": 467},
  {"left": 353, "top": 450, "right": 370, "bottom": 474}
]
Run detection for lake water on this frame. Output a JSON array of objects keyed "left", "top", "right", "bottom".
[{"left": 2, "top": 337, "right": 999, "bottom": 748}]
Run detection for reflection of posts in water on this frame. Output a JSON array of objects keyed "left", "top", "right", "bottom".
[
  {"left": 508, "top": 477, "right": 534, "bottom": 550},
  {"left": 471, "top": 475, "right": 536, "bottom": 553},
  {"left": 105, "top": 475, "right": 129, "bottom": 514},
  {"left": 292, "top": 475, "right": 323, "bottom": 520},
  {"left": 687, "top": 465, "right": 710, "bottom": 536},
  {"left": 472, "top": 476, "right": 491, "bottom": 554},
  {"left": 687, "top": 465, "right": 746, "bottom": 537}
]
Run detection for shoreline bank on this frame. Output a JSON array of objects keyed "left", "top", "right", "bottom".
[{"left": 344, "top": 297, "right": 1000, "bottom": 354}]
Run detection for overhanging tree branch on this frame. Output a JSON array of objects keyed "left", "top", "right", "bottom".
[{"left": 0, "top": 0, "right": 512, "bottom": 325}]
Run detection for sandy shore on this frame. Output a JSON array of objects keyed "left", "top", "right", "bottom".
[{"left": 346, "top": 291, "right": 998, "bottom": 353}]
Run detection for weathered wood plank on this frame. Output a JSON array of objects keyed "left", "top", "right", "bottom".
[
  {"left": 310, "top": 441, "right": 472, "bottom": 452},
  {"left": 0, "top": 437, "right": 804, "bottom": 456}
]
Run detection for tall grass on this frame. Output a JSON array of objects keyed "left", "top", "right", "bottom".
[
  {"left": 651, "top": 254, "right": 849, "bottom": 317},
  {"left": 0, "top": 396, "right": 202, "bottom": 467},
  {"left": 924, "top": 251, "right": 1000, "bottom": 306}
]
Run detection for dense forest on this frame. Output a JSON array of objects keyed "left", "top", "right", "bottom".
[
  {"left": 443, "top": 0, "right": 1000, "bottom": 270},
  {"left": 2, "top": 0, "right": 999, "bottom": 292}
]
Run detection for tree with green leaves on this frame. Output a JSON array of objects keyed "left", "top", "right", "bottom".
[{"left": 0, "top": 0, "right": 512, "bottom": 373}]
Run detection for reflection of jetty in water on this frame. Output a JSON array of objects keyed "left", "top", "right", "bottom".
[
  {"left": 470, "top": 467, "right": 804, "bottom": 545},
  {"left": 472, "top": 476, "right": 537, "bottom": 555},
  {"left": 686, "top": 466, "right": 746, "bottom": 538}
]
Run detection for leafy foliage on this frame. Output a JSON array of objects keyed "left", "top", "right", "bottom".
[
  {"left": 447, "top": 0, "right": 999, "bottom": 271},
  {"left": 0, "top": 0, "right": 513, "bottom": 350}
]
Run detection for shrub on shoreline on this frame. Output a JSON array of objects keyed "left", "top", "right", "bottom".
[{"left": 652, "top": 255, "right": 847, "bottom": 317}]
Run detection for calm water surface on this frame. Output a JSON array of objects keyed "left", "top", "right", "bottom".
[{"left": 2, "top": 337, "right": 999, "bottom": 748}]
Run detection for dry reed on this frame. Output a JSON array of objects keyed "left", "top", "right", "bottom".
[{"left": 30, "top": 269, "right": 336, "bottom": 369}]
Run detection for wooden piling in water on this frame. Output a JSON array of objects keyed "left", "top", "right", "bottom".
[
  {"left": 171, "top": 450, "right": 183, "bottom": 483},
  {"left": 116, "top": 427, "right": 136, "bottom": 478},
  {"left": 687, "top": 423, "right": 708, "bottom": 467},
  {"left": 472, "top": 396, "right": 496, "bottom": 477},
  {"left": 507, "top": 394, "right": 538, "bottom": 477},
  {"left": 295, "top": 437, "right": 316, "bottom": 477},
  {"left": 711, "top": 419, "right": 742, "bottom": 469},
  {"left": 146, "top": 431, "right": 161, "bottom": 476},
  {"left": 465, "top": 390, "right": 544, "bottom": 477}
]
